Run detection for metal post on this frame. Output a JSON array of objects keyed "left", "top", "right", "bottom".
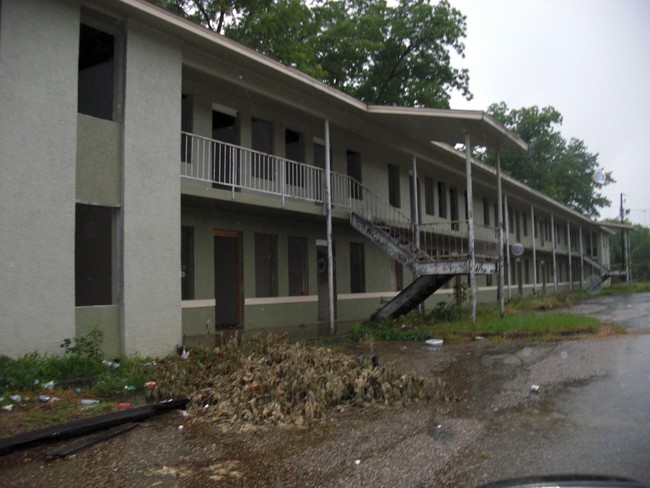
[
  {"left": 550, "top": 214, "right": 558, "bottom": 293},
  {"left": 579, "top": 226, "right": 585, "bottom": 288},
  {"left": 531, "top": 205, "right": 538, "bottom": 294},
  {"left": 504, "top": 193, "right": 512, "bottom": 300},
  {"left": 567, "top": 220, "right": 573, "bottom": 291},
  {"left": 324, "top": 120, "right": 335, "bottom": 333},
  {"left": 625, "top": 230, "right": 632, "bottom": 283},
  {"left": 411, "top": 155, "right": 420, "bottom": 253},
  {"left": 496, "top": 150, "right": 504, "bottom": 318},
  {"left": 464, "top": 132, "right": 477, "bottom": 323}
]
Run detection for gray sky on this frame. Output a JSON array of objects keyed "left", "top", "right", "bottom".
[{"left": 448, "top": 0, "right": 650, "bottom": 225}]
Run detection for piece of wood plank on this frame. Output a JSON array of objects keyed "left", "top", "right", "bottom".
[
  {"left": 0, "top": 398, "right": 188, "bottom": 456},
  {"left": 45, "top": 422, "right": 139, "bottom": 460}
]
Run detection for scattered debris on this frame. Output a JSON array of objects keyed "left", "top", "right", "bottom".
[
  {"left": 102, "top": 359, "right": 120, "bottom": 368},
  {"left": 474, "top": 336, "right": 485, "bottom": 341},
  {"left": 425, "top": 339, "right": 443, "bottom": 347},
  {"left": 150, "top": 335, "right": 424, "bottom": 430},
  {"left": 42, "top": 381, "right": 56, "bottom": 390},
  {"left": 530, "top": 384, "right": 541, "bottom": 394},
  {"left": 9, "top": 395, "right": 21, "bottom": 403},
  {"left": 45, "top": 422, "right": 139, "bottom": 460},
  {"left": 38, "top": 396, "right": 60, "bottom": 404},
  {"left": 117, "top": 402, "right": 132, "bottom": 409},
  {"left": 2, "top": 405, "right": 13, "bottom": 412},
  {"left": 354, "top": 459, "right": 361, "bottom": 465},
  {"left": 80, "top": 399, "right": 100, "bottom": 406}
]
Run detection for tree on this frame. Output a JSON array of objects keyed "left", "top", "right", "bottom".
[
  {"left": 148, "top": 0, "right": 472, "bottom": 108},
  {"left": 609, "top": 223, "right": 650, "bottom": 282},
  {"left": 483, "top": 102, "right": 613, "bottom": 218}
]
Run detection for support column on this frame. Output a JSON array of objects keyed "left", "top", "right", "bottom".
[
  {"left": 625, "top": 229, "right": 632, "bottom": 283},
  {"left": 464, "top": 133, "right": 477, "bottom": 323},
  {"left": 411, "top": 155, "right": 420, "bottom": 254},
  {"left": 550, "top": 214, "right": 558, "bottom": 293},
  {"left": 324, "top": 120, "right": 335, "bottom": 333},
  {"left": 504, "top": 194, "right": 512, "bottom": 299},
  {"left": 496, "top": 150, "right": 504, "bottom": 318},
  {"left": 531, "top": 205, "right": 538, "bottom": 294},
  {"left": 579, "top": 227, "right": 585, "bottom": 288},
  {"left": 567, "top": 221, "right": 573, "bottom": 291}
]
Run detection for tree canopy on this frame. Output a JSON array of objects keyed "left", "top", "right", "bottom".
[
  {"left": 483, "top": 102, "right": 613, "bottom": 219},
  {"left": 148, "top": 0, "right": 472, "bottom": 108},
  {"left": 608, "top": 223, "right": 650, "bottom": 281}
]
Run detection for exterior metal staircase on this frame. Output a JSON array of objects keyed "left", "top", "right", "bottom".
[{"left": 349, "top": 207, "right": 497, "bottom": 320}]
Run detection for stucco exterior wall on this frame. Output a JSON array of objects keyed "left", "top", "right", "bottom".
[
  {"left": 121, "top": 21, "right": 182, "bottom": 356},
  {"left": 0, "top": 0, "right": 80, "bottom": 356}
]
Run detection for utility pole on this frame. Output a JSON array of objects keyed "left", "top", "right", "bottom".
[{"left": 620, "top": 193, "right": 626, "bottom": 273}]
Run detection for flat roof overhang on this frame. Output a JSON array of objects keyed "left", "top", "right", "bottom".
[{"left": 97, "top": 0, "right": 527, "bottom": 154}]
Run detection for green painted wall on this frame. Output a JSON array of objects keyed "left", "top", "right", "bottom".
[{"left": 75, "top": 305, "right": 121, "bottom": 358}]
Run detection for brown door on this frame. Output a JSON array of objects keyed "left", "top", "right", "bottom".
[{"left": 214, "top": 230, "right": 242, "bottom": 328}]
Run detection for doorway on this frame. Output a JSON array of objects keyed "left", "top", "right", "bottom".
[
  {"left": 212, "top": 109, "right": 238, "bottom": 188},
  {"left": 213, "top": 230, "right": 242, "bottom": 328}
]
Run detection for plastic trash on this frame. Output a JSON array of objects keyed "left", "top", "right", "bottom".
[
  {"left": 530, "top": 384, "right": 540, "bottom": 394},
  {"left": 180, "top": 410, "right": 189, "bottom": 417},
  {"left": 102, "top": 360, "right": 120, "bottom": 368},
  {"left": 2, "top": 405, "right": 13, "bottom": 412},
  {"left": 144, "top": 381, "right": 157, "bottom": 389},
  {"left": 475, "top": 336, "right": 485, "bottom": 341},
  {"left": 42, "top": 381, "right": 56, "bottom": 389},
  {"left": 354, "top": 459, "right": 361, "bottom": 465},
  {"left": 124, "top": 385, "right": 137, "bottom": 391},
  {"left": 80, "top": 399, "right": 100, "bottom": 405},
  {"left": 39, "top": 396, "right": 59, "bottom": 403},
  {"left": 425, "top": 338, "right": 443, "bottom": 347},
  {"left": 9, "top": 395, "right": 21, "bottom": 403},
  {"left": 118, "top": 402, "right": 132, "bottom": 409}
]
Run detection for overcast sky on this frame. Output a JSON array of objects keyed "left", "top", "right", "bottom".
[{"left": 447, "top": 0, "right": 650, "bottom": 225}]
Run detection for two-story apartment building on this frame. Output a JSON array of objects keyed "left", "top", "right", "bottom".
[{"left": 0, "top": 0, "right": 613, "bottom": 358}]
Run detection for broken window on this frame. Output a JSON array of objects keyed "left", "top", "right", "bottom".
[
  {"left": 424, "top": 177, "right": 435, "bottom": 216},
  {"left": 349, "top": 242, "right": 366, "bottom": 293},
  {"left": 288, "top": 236, "right": 308, "bottom": 296},
  {"left": 75, "top": 204, "right": 113, "bottom": 306},
  {"left": 255, "top": 233, "right": 277, "bottom": 297},
  {"left": 388, "top": 164, "right": 400, "bottom": 208},
  {"left": 78, "top": 23, "right": 115, "bottom": 121}
]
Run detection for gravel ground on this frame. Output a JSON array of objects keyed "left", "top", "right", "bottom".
[{"left": 2, "top": 299, "right": 643, "bottom": 487}]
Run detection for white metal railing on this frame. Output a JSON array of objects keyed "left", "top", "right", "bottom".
[
  {"left": 181, "top": 132, "right": 324, "bottom": 203},
  {"left": 180, "top": 132, "right": 498, "bottom": 261},
  {"left": 418, "top": 221, "right": 499, "bottom": 259}
]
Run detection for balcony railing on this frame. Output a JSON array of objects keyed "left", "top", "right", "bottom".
[{"left": 180, "top": 132, "right": 498, "bottom": 260}]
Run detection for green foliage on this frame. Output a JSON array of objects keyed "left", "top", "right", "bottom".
[
  {"left": 60, "top": 326, "right": 104, "bottom": 359},
  {"left": 148, "top": 0, "right": 471, "bottom": 108},
  {"left": 608, "top": 223, "right": 650, "bottom": 282},
  {"left": 482, "top": 103, "right": 612, "bottom": 218}
]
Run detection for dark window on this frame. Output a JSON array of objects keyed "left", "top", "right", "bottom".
[
  {"left": 483, "top": 197, "right": 490, "bottom": 225},
  {"left": 388, "top": 164, "right": 400, "bottom": 207},
  {"left": 288, "top": 237, "right": 308, "bottom": 296},
  {"left": 75, "top": 204, "right": 113, "bottom": 306},
  {"left": 255, "top": 233, "right": 278, "bottom": 297},
  {"left": 515, "top": 210, "right": 521, "bottom": 241},
  {"left": 522, "top": 212, "right": 528, "bottom": 237},
  {"left": 212, "top": 110, "right": 238, "bottom": 186},
  {"left": 438, "top": 182, "right": 447, "bottom": 218},
  {"left": 424, "top": 177, "right": 434, "bottom": 216},
  {"left": 78, "top": 23, "right": 115, "bottom": 121},
  {"left": 252, "top": 118, "right": 273, "bottom": 180},
  {"left": 181, "top": 94, "right": 193, "bottom": 163},
  {"left": 285, "top": 129, "right": 304, "bottom": 187},
  {"left": 347, "top": 150, "right": 363, "bottom": 200},
  {"left": 450, "top": 187, "right": 459, "bottom": 230},
  {"left": 349, "top": 242, "right": 366, "bottom": 293},
  {"left": 181, "top": 226, "right": 194, "bottom": 300}
]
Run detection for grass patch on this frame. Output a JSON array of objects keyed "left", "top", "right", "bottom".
[
  {"left": 350, "top": 290, "right": 608, "bottom": 344},
  {"left": 597, "top": 281, "right": 650, "bottom": 295}
]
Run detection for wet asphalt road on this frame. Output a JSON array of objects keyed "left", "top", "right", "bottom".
[{"left": 455, "top": 293, "right": 650, "bottom": 486}]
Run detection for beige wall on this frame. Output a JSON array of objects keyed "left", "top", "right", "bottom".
[
  {"left": 121, "top": 21, "right": 183, "bottom": 356},
  {"left": 0, "top": 0, "right": 80, "bottom": 356}
]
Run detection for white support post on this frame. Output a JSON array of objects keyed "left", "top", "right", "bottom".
[
  {"left": 567, "top": 220, "right": 573, "bottom": 291},
  {"left": 579, "top": 227, "right": 585, "bottom": 288},
  {"left": 464, "top": 132, "right": 477, "bottom": 324},
  {"left": 531, "top": 205, "right": 538, "bottom": 294},
  {"left": 324, "top": 120, "right": 335, "bottom": 334},
  {"left": 496, "top": 150, "right": 504, "bottom": 318},
  {"left": 551, "top": 214, "right": 558, "bottom": 293},
  {"left": 411, "top": 155, "right": 420, "bottom": 254},
  {"left": 504, "top": 193, "right": 512, "bottom": 300}
]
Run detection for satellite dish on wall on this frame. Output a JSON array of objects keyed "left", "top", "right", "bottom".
[
  {"left": 511, "top": 242, "right": 524, "bottom": 257},
  {"left": 592, "top": 170, "right": 607, "bottom": 185}
]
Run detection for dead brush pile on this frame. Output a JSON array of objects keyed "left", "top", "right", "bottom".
[{"left": 150, "top": 334, "right": 424, "bottom": 429}]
